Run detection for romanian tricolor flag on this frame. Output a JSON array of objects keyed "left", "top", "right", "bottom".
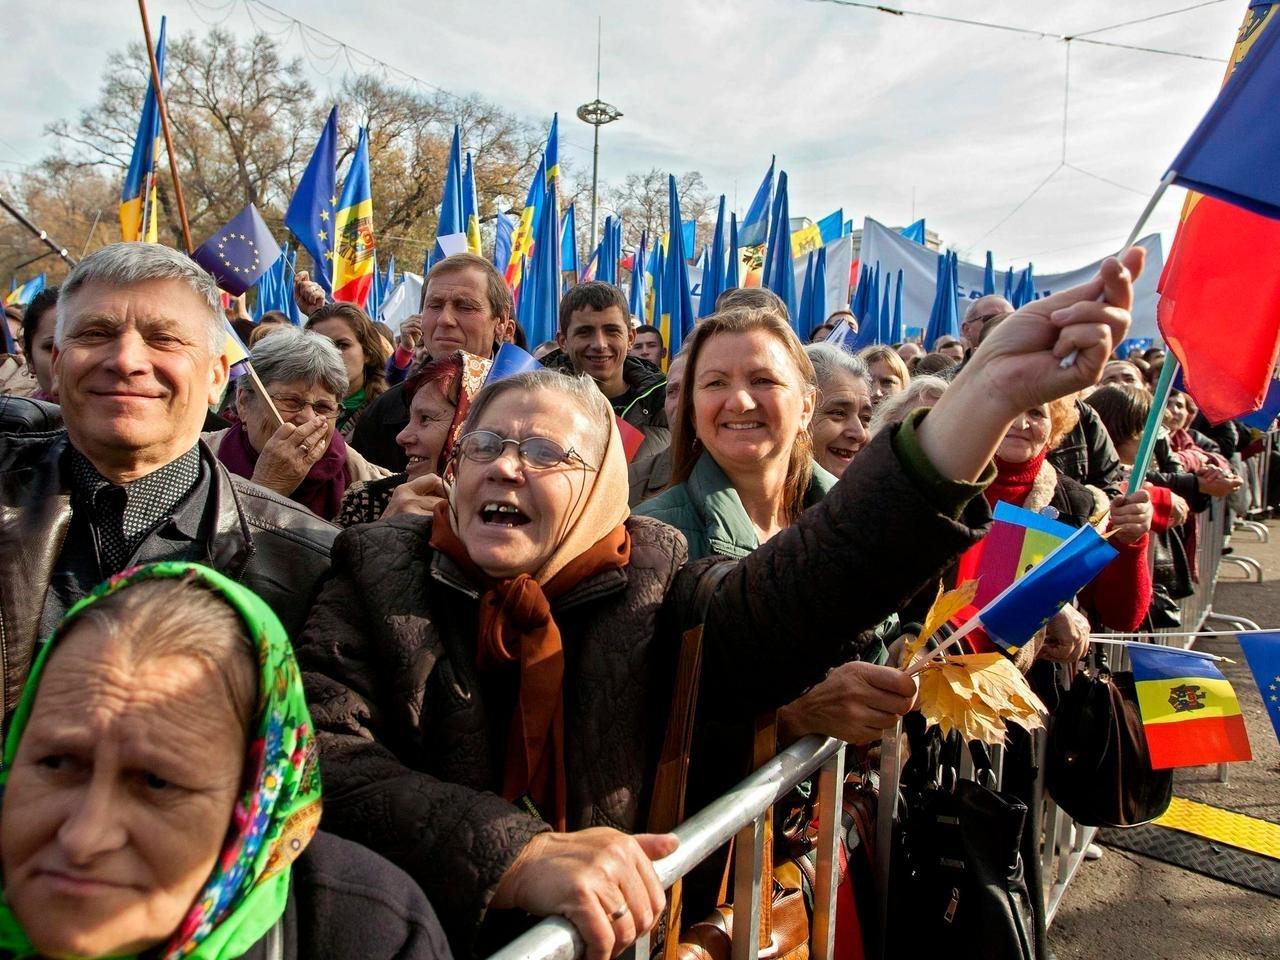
[
  {"left": 504, "top": 115, "right": 559, "bottom": 294},
  {"left": 1158, "top": 2, "right": 1280, "bottom": 422},
  {"left": 120, "top": 16, "right": 166, "bottom": 243},
  {"left": 332, "top": 127, "right": 375, "bottom": 308},
  {"left": 1129, "top": 645, "right": 1252, "bottom": 769}
]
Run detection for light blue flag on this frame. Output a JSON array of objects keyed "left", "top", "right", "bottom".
[
  {"left": 812, "top": 246, "right": 827, "bottom": 332},
  {"left": 561, "top": 203, "right": 578, "bottom": 279},
  {"left": 487, "top": 342, "right": 543, "bottom": 383},
  {"left": 660, "top": 175, "right": 696, "bottom": 359},
  {"left": 983, "top": 251, "right": 996, "bottom": 297},
  {"left": 890, "top": 268, "right": 904, "bottom": 344},
  {"left": 430, "top": 125, "right": 466, "bottom": 268},
  {"left": 797, "top": 252, "right": 816, "bottom": 335},
  {"left": 879, "top": 271, "right": 892, "bottom": 344},
  {"left": 1013, "top": 263, "right": 1036, "bottom": 308},
  {"left": 739, "top": 156, "right": 775, "bottom": 247},
  {"left": 1003, "top": 266, "right": 1015, "bottom": 303},
  {"left": 900, "top": 218, "right": 926, "bottom": 245}
]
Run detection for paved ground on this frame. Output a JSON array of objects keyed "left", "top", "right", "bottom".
[{"left": 1050, "top": 517, "right": 1280, "bottom": 960}]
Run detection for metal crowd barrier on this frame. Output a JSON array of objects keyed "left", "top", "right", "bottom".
[{"left": 488, "top": 486, "right": 1271, "bottom": 960}]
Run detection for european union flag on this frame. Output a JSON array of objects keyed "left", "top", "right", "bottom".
[
  {"left": 192, "top": 203, "right": 282, "bottom": 297},
  {"left": 1236, "top": 631, "right": 1280, "bottom": 745},
  {"left": 284, "top": 105, "right": 338, "bottom": 294},
  {"left": 976, "top": 523, "right": 1118, "bottom": 656}
]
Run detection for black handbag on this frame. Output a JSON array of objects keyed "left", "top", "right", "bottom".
[
  {"left": 887, "top": 722, "right": 1037, "bottom": 960},
  {"left": 1045, "top": 666, "right": 1173, "bottom": 827}
]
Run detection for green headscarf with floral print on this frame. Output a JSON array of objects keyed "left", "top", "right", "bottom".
[{"left": 0, "top": 562, "right": 322, "bottom": 959}]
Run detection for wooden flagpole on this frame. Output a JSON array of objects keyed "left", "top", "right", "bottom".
[{"left": 138, "top": 0, "right": 193, "bottom": 252}]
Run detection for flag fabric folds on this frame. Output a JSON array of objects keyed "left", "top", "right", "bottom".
[
  {"left": 660, "top": 175, "right": 696, "bottom": 363},
  {"left": 1240, "top": 376, "right": 1280, "bottom": 429},
  {"left": 331, "top": 127, "right": 376, "bottom": 308},
  {"left": 699, "top": 196, "right": 728, "bottom": 318},
  {"left": 4, "top": 274, "right": 46, "bottom": 308},
  {"left": 1013, "top": 264, "right": 1036, "bottom": 308},
  {"left": 1158, "top": 3, "right": 1280, "bottom": 423},
  {"left": 1235, "top": 631, "right": 1280, "bottom": 745},
  {"left": 120, "top": 16, "right": 166, "bottom": 244},
  {"left": 983, "top": 251, "right": 996, "bottom": 297},
  {"left": 505, "top": 115, "right": 558, "bottom": 295},
  {"left": 967, "top": 522, "right": 1118, "bottom": 657},
  {"left": 724, "top": 212, "right": 740, "bottom": 293},
  {"left": 739, "top": 156, "right": 775, "bottom": 247},
  {"left": 956, "top": 501, "right": 1073, "bottom": 610},
  {"left": 561, "top": 203, "right": 579, "bottom": 280},
  {"left": 463, "top": 152, "right": 483, "bottom": 256},
  {"left": 890, "top": 268, "right": 904, "bottom": 344},
  {"left": 285, "top": 105, "right": 339, "bottom": 295},
  {"left": 1129, "top": 645, "right": 1252, "bottom": 769},
  {"left": 762, "top": 170, "right": 798, "bottom": 325},
  {"left": 900, "top": 219, "right": 926, "bottom": 245},
  {"left": 493, "top": 212, "right": 514, "bottom": 273},
  {"left": 823, "top": 318, "right": 859, "bottom": 353},
  {"left": 628, "top": 232, "right": 648, "bottom": 322},
  {"left": 192, "top": 204, "right": 282, "bottom": 298},
  {"left": 486, "top": 342, "right": 543, "bottom": 383},
  {"left": 431, "top": 126, "right": 467, "bottom": 269},
  {"left": 923, "top": 251, "right": 960, "bottom": 348},
  {"left": 817, "top": 209, "right": 844, "bottom": 246},
  {"left": 517, "top": 166, "right": 561, "bottom": 347}
]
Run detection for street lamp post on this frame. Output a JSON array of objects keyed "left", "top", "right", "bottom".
[{"left": 576, "top": 19, "right": 621, "bottom": 252}]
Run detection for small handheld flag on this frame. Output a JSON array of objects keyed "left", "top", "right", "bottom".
[
  {"left": 1129, "top": 644, "right": 1251, "bottom": 769},
  {"left": 486, "top": 343, "right": 542, "bottom": 383},
  {"left": 1235, "top": 630, "right": 1280, "bottom": 746},
  {"left": 191, "top": 204, "right": 282, "bottom": 298},
  {"left": 4, "top": 274, "right": 46, "bottom": 308}
]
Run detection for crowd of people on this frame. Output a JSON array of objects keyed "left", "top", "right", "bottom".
[{"left": 0, "top": 239, "right": 1270, "bottom": 960}]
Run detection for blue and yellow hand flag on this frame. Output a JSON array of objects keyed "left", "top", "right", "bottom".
[
  {"left": 332, "top": 126, "right": 375, "bottom": 308},
  {"left": 284, "top": 105, "right": 338, "bottom": 295},
  {"left": 120, "top": 16, "right": 166, "bottom": 243},
  {"left": 4, "top": 274, "right": 46, "bottom": 309}
]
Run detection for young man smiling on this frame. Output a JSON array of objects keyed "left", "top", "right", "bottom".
[{"left": 542, "top": 282, "right": 669, "bottom": 460}]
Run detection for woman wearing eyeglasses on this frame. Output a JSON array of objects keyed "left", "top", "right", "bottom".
[
  {"left": 205, "top": 327, "right": 391, "bottom": 521},
  {"left": 296, "top": 248, "right": 1145, "bottom": 960}
]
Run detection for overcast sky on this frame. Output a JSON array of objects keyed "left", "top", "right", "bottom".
[{"left": 1, "top": 0, "right": 1246, "bottom": 272}]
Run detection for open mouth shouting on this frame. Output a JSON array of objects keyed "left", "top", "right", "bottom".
[{"left": 479, "top": 501, "right": 532, "bottom": 527}]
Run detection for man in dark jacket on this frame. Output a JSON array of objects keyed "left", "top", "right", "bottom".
[
  {"left": 0, "top": 242, "right": 335, "bottom": 722},
  {"left": 351, "top": 253, "right": 515, "bottom": 470},
  {"left": 540, "top": 281, "right": 669, "bottom": 461}
]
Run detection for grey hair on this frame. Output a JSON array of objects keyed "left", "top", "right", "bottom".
[
  {"left": 805, "top": 342, "right": 871, "bottom": 398},
  {"left": 463, "top": 367, "right": 613, "bottom": 463},
  {"left": 870, "top": 375, "right": 949, "bottom": 436},
  {"left": 56, "top": 242, "right": 224, "bottom": 353},
  {"left": 236, "top": 327, "right": 348, "bottom": 401}
]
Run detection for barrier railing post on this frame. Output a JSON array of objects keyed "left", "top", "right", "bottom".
[
  {"left": 811, "top": 748, "right": 846, "bottom": 960},
  {"left": 873, "top": 719, "right": 904, "bottom": 960},
  {"left": 731, "top": 816, "right": 765, "bottom": 960}
]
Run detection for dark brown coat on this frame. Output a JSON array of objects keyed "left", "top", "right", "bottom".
[{"left": 296, "top": 429, "right": 990, "bottom": 955}]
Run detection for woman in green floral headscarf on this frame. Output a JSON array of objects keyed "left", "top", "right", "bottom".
[{"left": 0, "top": 562, "right": 451, "bottom": 960}]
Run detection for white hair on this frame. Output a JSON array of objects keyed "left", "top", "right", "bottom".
[
  {"left": 870, "top": 375, "right": 949, "bottom": 435},
  {"left": 805, "top": 342, "right": 871, "bottom": 397},
  {"left": 56, "top": 242, "right": 224, "bottom": 354},
  {"left": 236, "top": 327, "right": 348, "bottom": 401}
]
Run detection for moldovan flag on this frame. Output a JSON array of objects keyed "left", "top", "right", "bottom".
[
  {"left": 1129, "top": 645, "right": 1251, "bottom": 769},
  {"left": 1158, "top": 2, "right": 1280, "bottom": 423},
  {"left": 332, "top": 127, "right": 376, "bottom": 308}
]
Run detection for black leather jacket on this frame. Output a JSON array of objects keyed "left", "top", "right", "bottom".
[{"left": 0, "top": 430, "right": 337, "bottom": 721}]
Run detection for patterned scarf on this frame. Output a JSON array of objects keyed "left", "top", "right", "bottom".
[{"left": 0, "top": 561, "right": 322, "bottom": 959}]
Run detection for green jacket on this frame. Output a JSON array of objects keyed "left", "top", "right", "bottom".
[{"left": 635, "top": 452, "right": 838, "bottom": 561}]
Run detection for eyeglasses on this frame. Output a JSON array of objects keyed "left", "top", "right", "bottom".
[
  {"left": 456, "top": 431, "right": 594, "bottom": 471},
  {"left": 268, "top": 393, "right": 341, "bottom": 420}
]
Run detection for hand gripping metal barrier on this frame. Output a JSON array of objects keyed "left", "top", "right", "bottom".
[
  {"left": 489, "top": 479, "right": 1274, "bottom": 960},
  {"left": 486, "top": 736, "right": 847, "bottom": 960}
]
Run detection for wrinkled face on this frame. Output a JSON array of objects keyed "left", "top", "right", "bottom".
[
  {"left": 691, "top": 330, "right": 814, "bottom": 476},
  {"left": 237, "top": 377, "right": 336, "bottom": 454},
  {"left": 53, "top": 279, "right": 228, "bottom": 475},
  {"left": 663, "top": 354, "right": 686, "bottom": 426},
  {"left": 28, "top": 304, "right": 57, "bottom": 395},
  {"left": 1101, "top": 361, "right": 1145, "bottom": 389},
  {"left": 866, "top": 359, "right": 905, "bottom": 406},
  {"left": 309, "top": 317, "right": 363, "bottom": 396},
  {"left": 810, "top": 370, "right": 873, "bottom": 478},
  {"left": 1, "top": 623, "right": 246, "bottom": 959},
  {"left": 453, "top": 390, "right": 597, "bottom": 579},
  {"left": 558, "top": 306, "right": 634, "bottom": 388},
  {"left": 422, "top": 269, "right": 510, "bottom": 359},
  {"left": 1164, "top": 392, "right": 1189, "bottom": 432},
  {"left": 631, "top": 331, "right": 665, "bottom": 366},
  {"left": 396, "top": 380, "right": 456, "bottom": 479},
  {"left": 997, "top": 404, "right": 1052, "bottom": 464}
]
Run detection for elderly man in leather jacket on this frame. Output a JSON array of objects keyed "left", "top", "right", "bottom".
[{"left": 0, "top": 242, "right": 336, "bottom": 723}]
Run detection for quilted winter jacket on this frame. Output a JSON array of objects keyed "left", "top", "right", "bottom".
[{"left": 296, "top": 425, "right": 991, "bottom": 957}]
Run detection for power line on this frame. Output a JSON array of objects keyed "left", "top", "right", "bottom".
[
  {"left": 804, "top": 0, "right": 1228, "bottom": 62},
  {"left": 1066, "top": 0, "right": 1231, "bottom": 40}
]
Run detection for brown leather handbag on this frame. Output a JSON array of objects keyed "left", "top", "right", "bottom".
[{"left": 648, "top": 561, "right": 810, "bottom": 960}]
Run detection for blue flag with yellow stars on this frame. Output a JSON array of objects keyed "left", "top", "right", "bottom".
[
  {"left": 285, "top": 105, "right": 338, "bottom": 294},
  {"left": 192, "top": 203, "right": 282, "bottom": 297},
  {"left": 1236, "top": 631, "right": 1280, "bottom": 746}
]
